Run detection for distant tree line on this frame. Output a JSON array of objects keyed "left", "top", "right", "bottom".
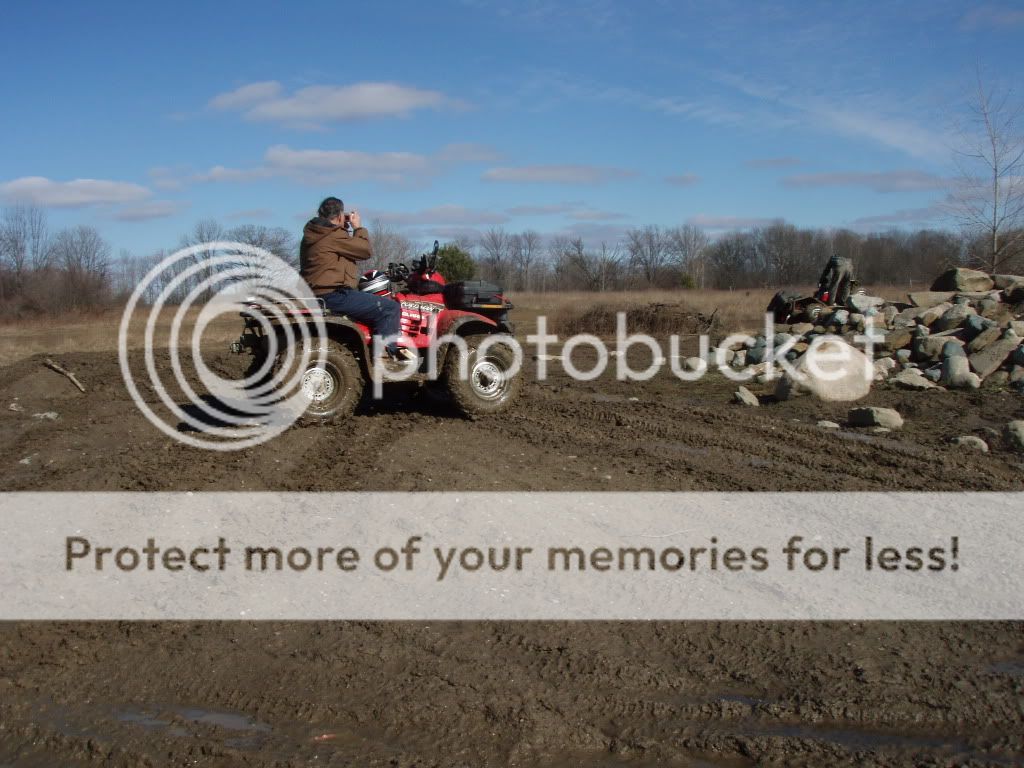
[
  {"left": 446, "top": 222, "right": 1021, "bottom": 293},
  {"left": 2, "top": 206, "right": 1022, "bottom": 319}
]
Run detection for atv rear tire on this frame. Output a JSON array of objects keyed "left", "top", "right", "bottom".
[
  {"left": 277, "top": 337, "right": 364, "bottom": 425},
  {"left": 441, "top": 333, "right": 520, "bottom": 417}
]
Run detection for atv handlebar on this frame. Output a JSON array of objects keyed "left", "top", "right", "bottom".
[{"left": 391, "top": 240, "right": 442, "bottom": 282}]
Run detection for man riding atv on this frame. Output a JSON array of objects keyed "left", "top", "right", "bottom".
[
  {"left": 299, "top": 196, "right": 415, "bottom": 364},
  {"left": 768, "top": 253, "right": 858, "bottom": 324}
]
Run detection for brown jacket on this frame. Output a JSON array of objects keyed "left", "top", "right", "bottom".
[{"left": 299, "top": 217, "right": 372, "bottom": 294}]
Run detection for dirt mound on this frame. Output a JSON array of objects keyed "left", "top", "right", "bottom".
[{"left": 552, "top": 301, "right": 719, "bottom": 337}]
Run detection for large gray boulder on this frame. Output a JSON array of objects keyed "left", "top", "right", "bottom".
[
  {"left": 908, "top": 291, "right": 955, "bottom": 308},
  {"left": 830, "top": 309, "right": 850, "bottom": 326},
  {"left": 969, "top": 336, "right": 1021, "bottom": 379},
  {"left": 919, "top": 302, "right": 953, "bottom": 327},
  {"left": 932, "top": 303, "right": 976, "bottom": 332},
  {"left": 733, "top": 386, "right": 759, "bottom": 407},
  {"left": 951, "top": 436, "right": 988, "bottom": 453},
  {"left": 913, "top": 334, "right": 962, "bottom": 362},
  {"left": 977, "top": 298, "right": 1002, "bottom": 319},
  {"left": 992, "top": 274, "right": 1024, "bottom": 290},
  {"left": 931, "top": 268, "right": 994, "bottom": 293},
  {"left": 849, "top": 407, "right": 904, "bottom": 429},
  {"left": 962, "top": 314, "right": 996, "bottom": 340},
  {"left": 775, "top": 339, "right": 872, "bottom": 402},
  {"left": 941, "top": 355, "right": 981, "bottom": 389},
  {"left": 946, "top": 436, "right": 987, "bottom": 454},
  {"left": 873, "top": 357, "right": 897, "bottom": 381},
  {"left": 1005, "top": 281, "right": 1024, "bottom": 303},
  {"left": 1005, "top": 421, "right": 1024, "bottom": 453},
  {"left": 848, "top": 294, "right": 885, "bottom": 313},
  {"left": 966, "top": 326, "right": 1002, "bottom": 354},
  {"left": 892, "top": 368, "right": 940, "bottom": 390},
  {"left": 883, "top": 329, "right": 913, "bottom": 352}
]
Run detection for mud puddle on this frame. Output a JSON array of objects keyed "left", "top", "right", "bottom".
[{"left": 118, "top": 705, "right": 271, "bottom": 749}]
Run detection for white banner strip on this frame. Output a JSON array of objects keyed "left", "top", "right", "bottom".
[{"left": 0, "top": 492, "right": 1019, "bottom": 620}]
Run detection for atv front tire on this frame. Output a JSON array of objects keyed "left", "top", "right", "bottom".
[
  {"left": 277, "top": 337, "right": 364, "bottom": 425},
  {"left": 441, "top": 334, "right": 520, "bottom": 417}
]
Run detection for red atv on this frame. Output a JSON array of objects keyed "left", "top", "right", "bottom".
[{"left": 231, "top": 242, "right": 520, "bottom": 422}]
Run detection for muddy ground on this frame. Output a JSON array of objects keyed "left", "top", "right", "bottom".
[{"left": 0, "top": 345, "right": 1022, "bottom": 766}]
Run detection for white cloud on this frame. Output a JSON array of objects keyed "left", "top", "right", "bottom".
[
  {"left": 482, "top": 164, "right": 636, "bottom": 184},
  {"left": 716, "top": 72, "right": 950, "bottom": 161},
  {"left": 505, "top": 201, "right": 623, "bottom": 220},
  {"left": 961, "top": 5, "right": 1024, "bottom": 29},
  {"left": 209, "top": 81, "right": 459, "bottom": 127},
  {"left": 368, "top": 205, "right": 510, "bottom": 227},
  {"left": 111, "top": 200, "right": 189, "bottom": 222},
  {"left": 0, "top": 176, "right": 151, "bottom": 207},
  {"left": 686, "top": 214, "right": 778, "bottom": 231},
  {"left": 665, "top": 173, "right": 701, "bottom": 187},
  {"left": 783, "top": 170, "right": 947, "bottom": 193},
  {"left": 811, "top": 107, "right": 949, "bottom": 161},
  {"left": 847, "top": 202, "right": 950, "bottom": 232},
  {"left": 192, "top": 165, "right": 273, "bottom": 183},
  {"left": 436, "top": 143, "right": 502, "bottom": 164},
  {"left": 190, "top": 143, "right": 500, "bottom": 187},
  {"left": 148, "top": 166, "right": 188, "bottom": 191},
  {"left": 506, "top": 203, "right": 577, "bottom": 216},
  {"left": 208, "top": 81, "right": 283, "bottom": 111},
  {"left": 225, "top": 208, "right": 274, "bottom": 221},
  {"left": 264, "top": 145, "right": 433, "bottom": 184},
  {"left": 745, "top": 156, "right": 802, "bottom": 169}
]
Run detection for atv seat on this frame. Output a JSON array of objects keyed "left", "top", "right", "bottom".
[{"left": 241, "top": 296, "right": 328, "bottom": 317}]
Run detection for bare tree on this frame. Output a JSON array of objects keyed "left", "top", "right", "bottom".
[
  {"left": 665, "top": 224, "right": 709, "bottom": 287},
  {"left": 706, "top": 232, "right": 756, "bottom": 289},
  {"left": 368, "top": 218, "right": 414, "bottom": 271},
  {"left": 179, "top": 218, "right": 225, "bottom": 301},
  {"left": 509, "top": 229, "right": 542, "bottom": 291},
  {"left": 0, "top": 205, "right": 50, "bottom": 288},
  {"left": 550, "top": 236, "right": 623, "bottom": 291},
  {"left": 227, "top": 224, "right": 297, "bottom": 265},
  {"left": 478, "top": 227, "right": 511, "bottom": 284},
  {"left": 951, "top": 73, "right": 1024, "bottom": 272},
  {"left": 48, "top": 225, "right": 111, "bottom": 309},
  {"left": 626, "top": 225, "right": 670, "bottom": 286}
]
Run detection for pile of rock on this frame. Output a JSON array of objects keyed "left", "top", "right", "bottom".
[{"left": 718, "top": 267, "right": 1024, "bottom": 395}]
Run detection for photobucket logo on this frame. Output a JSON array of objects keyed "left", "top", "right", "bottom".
[
  {"left": 369, "top": 311, "right": 878, "bottom": 389},
  {"left": 118, "top": 242, "right": 326, "bottom": 451}
]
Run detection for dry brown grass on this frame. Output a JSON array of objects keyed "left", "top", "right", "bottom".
[
  {"left": 510, "top": 285, "right": 911, "bottom": 336},
  {"left": 549, "top": 302, "right": 720, "bottom": 336},
  {"left": 512, "top": 289, "right": 783, "bottom": 335},
  {"left": 0, "top": 307, "right": 239, "bottom": 367}
]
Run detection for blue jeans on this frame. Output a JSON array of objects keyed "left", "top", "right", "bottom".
[{"left": 321, "top": 288, "right": 402, "bottom": 353}]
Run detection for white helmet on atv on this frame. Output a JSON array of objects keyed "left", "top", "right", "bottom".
[{"left": 358, "top": 269, "right": 390, "bottom": 296}]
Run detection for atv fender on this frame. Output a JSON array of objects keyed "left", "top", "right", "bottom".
[
  {"left": 432, "top": 311, "right": 506, "bottom": 371},
  {"left": 436, "top": 309, "right": 498, "bottom": 338},
  {"left": 266, "top": 316, "right": 372, "bottom": 376}
]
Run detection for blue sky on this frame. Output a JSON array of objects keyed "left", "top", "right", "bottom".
[{"left": 1, "top": 0, "right": 1021, "bottom": 256}]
